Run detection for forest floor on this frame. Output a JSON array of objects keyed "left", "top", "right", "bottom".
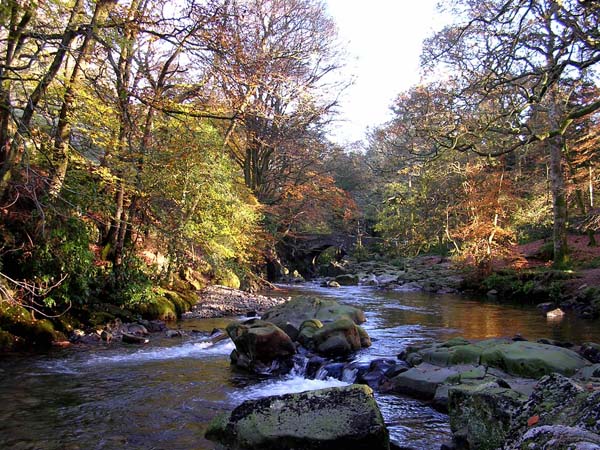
[{"left": 510, "top": 233, "right": 600, "bottom": 293}]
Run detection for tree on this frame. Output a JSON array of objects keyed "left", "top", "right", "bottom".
[
  {"left": 414, "top": 0, "right": 600, "bottom": 266},
  {"left": 195, "top": 0, "right": 345, "bottom": 203},
  {"left": 0, "top": 0, "right": 88, "bottom": 195}
]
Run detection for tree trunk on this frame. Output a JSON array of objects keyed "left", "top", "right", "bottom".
[
  {"left": 0, "top": 2, "right": 81, "bottom": 196},
  {"left": 49, "top": 0, "right": 114, "bottom": 198},
  {"left": 548, "top": 135, "right": 569, "bottom": 266}
]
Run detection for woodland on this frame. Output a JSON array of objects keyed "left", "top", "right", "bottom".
[{"left": 0, "top": 0, "right": 599, "bottom": 349}]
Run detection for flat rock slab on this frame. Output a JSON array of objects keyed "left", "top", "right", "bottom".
[
  {"left": 408, "top": 338, "right": 591, "bottom": 378},
  {"left": 390, "top": 363, "right": 466, "bottom": 399}
]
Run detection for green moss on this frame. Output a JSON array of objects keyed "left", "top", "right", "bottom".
[
  {"left": 205, "top": 412, "right": 232, "bottom": 441},
  {"left": 480, "top": 342, "right": 589, "bottom": 378},
  {"left": 89, "top": 311, "right": 117, "bottom": 327},
  {"left": 162, "top": 289, "right": 197, "bottom": 316},
  {"left": 206, "top": 385, "right": 389, "bottom": 449},
  {"left": 216, "top": 269, "right": 240, "bottom": 289},
  {"left": 137, "top": 296, "right": 177, "bottom": 321},
  {"left": 0, "top": 329, "right": 16, "bottom": 351},
  {"left": 0, "top": 303, "right": 59, "bottom": 349},
  {"left": 441, "top": 337, "right": 471, "bottom": 348},
  {"left": 31, "top": 319, "right": 61, "bottom": 348}
]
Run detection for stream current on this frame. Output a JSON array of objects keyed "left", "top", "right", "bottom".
[{"left": 1, "top": 283, "right": 600, "bottom": 450}]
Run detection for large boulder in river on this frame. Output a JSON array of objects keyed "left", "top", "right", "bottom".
[
  {"left": 205, "top": 384, "right": 390, "bottom": 450},
  {"left": 297, "top": 318, "right": 370, "bottom": 357},
  {"left": 261, "top": 296, "right": 366, "bottom": 331},
  {"left": 313, "top": 318, "right": 371, "bottom": 357},
  {"left": 226, "top": 319, "right": 296, "bottom": 375},
  {"left": 334, "top": 274, "right": 359, "bottom": 285}
]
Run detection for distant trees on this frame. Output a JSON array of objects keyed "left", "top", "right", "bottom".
[
  {"left": 197, "top": 0, "right": 344, "bottom": 204},
  {"left": 373, "top": 0, "right": 600, "bottom": 266}
]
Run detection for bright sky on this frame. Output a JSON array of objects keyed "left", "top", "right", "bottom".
[{"left": 325, "top": 0, "right": 445, "bottom": 145}]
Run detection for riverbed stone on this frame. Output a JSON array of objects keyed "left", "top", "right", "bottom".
[
  {"left": 388, "top": 363, "right": 463, "bottom": 399},
  {"left": 334, "top": 274, "right": 359, "bottom": 285},
  {"left": 226, "top": 319, "right": 296, "bottom": 374},
  {"left": 480, "top": 341, "right": 590, "bottom": 378},
  {"left": 311, "top": 318, "right": 370, "bottom": 357},
  {"left": 506, "top": 425, "right": 600, "bottom": 449},
  {"left": 205, "top": 384, "right": 390, "bottom": 450},
  {"left": 261, "top": 296, "right": 366, "bottom": 330},
  {"left": 576, "top": 363, "right": 600, "bottom": 380},
  {"left": 405, "top": 338, "right": 591, "bottom": 378},
  {"left": 580, "top": 342, "right": 600, "bottom": 364},
  {"left": 508, "top": 374, "right": 600, "bottom": 437}
]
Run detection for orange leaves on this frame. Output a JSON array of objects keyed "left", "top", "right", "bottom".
[
  {"left": 450, "top": 162, "right": 518, "bottom": 274},
  {"left": 266, "top": 172, "right": 358, "bottom": 238}
]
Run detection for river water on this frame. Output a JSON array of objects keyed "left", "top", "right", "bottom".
[{"left": 1, "top": 284, "right": 599, "bottom": 450}]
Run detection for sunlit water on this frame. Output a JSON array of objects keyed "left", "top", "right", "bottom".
[{"left": 1, "top": 284, "right": 599, "bottom": 450}]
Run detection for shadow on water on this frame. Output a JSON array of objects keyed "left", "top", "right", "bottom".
[{"left": 1, "top": 284, "right": 599, "bottom": 449}]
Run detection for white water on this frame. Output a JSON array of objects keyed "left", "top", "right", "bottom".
[
  {"left": 88, "top": 339, "right": 235, "bottom": 364},
  {"left": 239, "top": 375, "right": 349, "bottom": 400}
]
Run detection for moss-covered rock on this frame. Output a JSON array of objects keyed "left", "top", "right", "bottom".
[
  {"left": 311, "top": 318, "right": 370, "bottom": 357},
  {"left": 137, "top": 296, "right": 177, "bottom": 321},
  {"left": 216, "top": 269, "right": 240, "bottom": 289},
  {"left": 205, "top": 384, "right": 389, "bottom": 450},
  {"left": 508, "top": 425, "right": 600, "bottom": 449},
  {"left": 261, "top": 296, "right": 366, "bottom": 330},
  {"left": 389, "top": 363, "right": 466, "bottom": 399},
  {"left": 480, "top": 341, "right": 590, "bottom": 378},
  {"left": 503, "top": 374, "right": 600, "bottom": 449},
  {"left": 0, "top": 329, "right": 17, "bottom": 351},
  {"left": 0, "top": 302, "right": 61, "bottom": 349},
  {"left": 334, "top": 274, "right": 359, "bottom": 285},
  {"left": 405, "top": 338, "right": 590, "bottom": 378},
  {"left": 162, "top": 290, "right": 196, "bottom": 316},
  {"left": 448, "top": 384, "right": 527, "bottom": 450},
  {"left": 297, "top": 319, "right": 323, "bottom": 347}
]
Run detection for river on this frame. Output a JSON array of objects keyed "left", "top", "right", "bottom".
[{"left": 1, "top": 283, "right": 599, "bottom": 450}]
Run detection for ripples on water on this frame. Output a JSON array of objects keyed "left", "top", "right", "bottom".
[{"left": 1, "top": 283, "right": 600, "bottom": 449}]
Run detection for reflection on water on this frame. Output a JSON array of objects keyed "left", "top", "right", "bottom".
[{"left": 1, "top": 284, "right": 599, "bottom": 450}]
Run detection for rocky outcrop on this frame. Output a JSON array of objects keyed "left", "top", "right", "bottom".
[
  {"left": 226, "top": 319, "right": 296, "bottom": 375},
  {"left": 503, "top": 373, "right": 600, "bottom": 448},
  {"left": 444, "top": 372, "right": 600, "bottom": 449},
  {"left": 448, "top": 384, "right": 527, "bottom": 450},
  {"left": 404, "top": 337, "right": 600, "bottom": 450},
  {"left": 205, "top": 384, "right": 390, "bottom": 450},
  {"left": 226, "top": 297, "right": 371, "bottom": 374}
]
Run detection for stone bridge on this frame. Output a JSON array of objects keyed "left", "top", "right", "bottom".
[{"left": 275, "top": 233, "right": 360, "bottom": 278}]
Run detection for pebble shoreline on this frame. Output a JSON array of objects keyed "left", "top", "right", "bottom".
[{"left": 181, "top": 285, "right": 290, "bottom": 319}]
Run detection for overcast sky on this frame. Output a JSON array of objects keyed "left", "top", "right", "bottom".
[{"left": 324, "top": 0, "right": 446, "bottom": 145}]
